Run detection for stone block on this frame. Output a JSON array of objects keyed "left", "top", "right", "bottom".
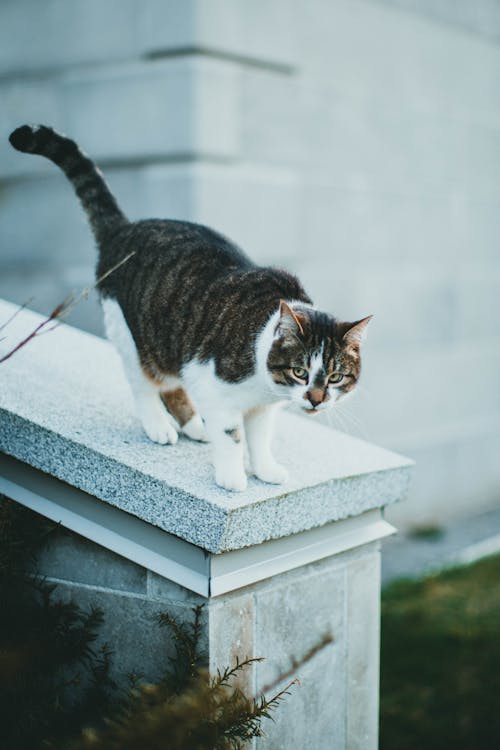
[
  {"left": 296, "top": 185, "right": 467, "bottom": 267},
  {"left": 191, "top": 0, "right": 297, "bottom": 68},
  {"left": 239, "top": 68, "right": 300, "bottom": 165},
  {"left": 346, "top": 546, "right": 381, "bottom": 750},
  {"left": 1, "top": 58, "right": 239, "bottom": 180},
  {"left": 254, "top": 563, "right": 344, "bottom": 687},
  {"left": 0, "top": 165, "right": 195, "bottom": 268},
  {"left": 0, "top": 264, "right": 103, "bottom": 337},
  {"left": 38, "top": 526, "right": 147, "bottom": 594},
  {"left": 256, "top": 646, "right": 345, "bottom": 750},
  {"left": 0, "top": 161, "right": 196, "bottom": 337},
  {"left": 1, "top": 78, "right": 63, "bottom": 177},
  {"left": 144, "top": 0, "right": 297, "bottom": 69},
  {"left": 379, "top": 0, "right": 500, "bottom": 43},
  {"left": 299, "top": 0, "right": 500, "bottom": 119},
  {"left": 386, "top": 440, "right": 460, "bottom": 529},
  {"left": 0, "top": 0, "right": 297, "bottom": 75},
  {"left": 61, "top": 58, "right": 239, "bottom": 162},
  {"left": 387, "top": 429, "right": 500, "bottom": 529},
  {"left": 208, "top": 592, "right": 255, "bottom": 694},
  {"left": 356, "top": 271, "right": 457, "bottom": 348},
  {"left": 456, "top": 199, "right": 500, "bottom": 260},
  {"left": 296, "top": 84, "right": 483, "bottom": 197},
  {"left": 297, "top": 255, "right": 458, "bottom": 349},
  {"left": 53, "top": 580, "right": 199, "bottom": 685},
  {"left": 253, "top": 558, "right": 346, "bottom": 749},
  {"left": 192, "top": 162, "right": 300, "bottom": 264},
  {"left": 0, "top": 175, "right": 95, "bottom": 264},
  {"left": 147, "top": 571, "right": 205, "bottom": 605},
  {"left": 455, "top": 271, "right": 500, "bottom": 341},
  {"left": 0, "top": 0, "right": 144, "bottom": 73},
  {"left": 351, "top": 342, "right": 500, "bottom": 447}
]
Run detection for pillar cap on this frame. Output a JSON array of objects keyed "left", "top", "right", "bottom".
[{"left": 0, "top": 299, "right": 413, "bottom": 552}]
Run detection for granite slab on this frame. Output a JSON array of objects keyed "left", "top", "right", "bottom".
[{"left": 0, "top": 298, "right": 413, "bottom": 552}]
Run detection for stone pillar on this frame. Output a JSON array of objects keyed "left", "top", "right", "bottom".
[
  {"left": 0, "top": 299, "right": 413, "bottom": 748},
  {"left": 27, "top": 521, "right": 383, "bottom": 749}
]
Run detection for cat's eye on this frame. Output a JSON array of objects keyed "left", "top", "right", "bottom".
[
  {"left": 292, "top": 367, "right": 308, "bottom": 380},
  {"left": 329, "top": 372, "right": 343, "bottom": 384}
]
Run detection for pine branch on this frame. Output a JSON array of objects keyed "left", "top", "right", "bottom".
[
  {"left": 158, "top": 604, "right": 206, "bottom": 690},
  {"left": 213, "top": 656, "right": 264, "bottom": 690}
]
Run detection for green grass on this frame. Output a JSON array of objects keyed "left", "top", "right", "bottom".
[{"left": 380, "top": 554, "right": 500, "bottom": 750}]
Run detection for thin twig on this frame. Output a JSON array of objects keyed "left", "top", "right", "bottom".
[
  {"left": 0, "top": 252, "right": 134, "bottom": 364},
  {"left": 54, "top": 252, "right": 135, "bottom": 326},
  {"left": 0, "top": 297, "right": 34, "bottom": 333}
]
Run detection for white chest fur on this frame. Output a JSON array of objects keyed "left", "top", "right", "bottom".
[{"left": 182, "top": 359, "right": 280, "bottom": 415}]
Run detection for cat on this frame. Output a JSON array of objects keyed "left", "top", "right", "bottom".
[{"left": 9, "top": 124, "right": 371, "bottom": 492}]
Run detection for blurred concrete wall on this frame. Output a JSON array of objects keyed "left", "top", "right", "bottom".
[{"left": 1, "top": 0, "right": 499, "bottom": 528}]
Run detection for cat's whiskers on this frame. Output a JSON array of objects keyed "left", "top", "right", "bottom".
[
  {"left": 332, "top": 402, "right": 370, "bottom": 441},
  {"left": 323, "top": 407, "right": 350, "bottom": 434}
]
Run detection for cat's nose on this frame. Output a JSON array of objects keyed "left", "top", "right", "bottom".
[{"left": 306, "top": 389, "right": 323, "bottom": 408}]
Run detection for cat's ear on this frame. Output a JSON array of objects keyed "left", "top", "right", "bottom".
[
  {"left": 277, "top": 300, "right": 306, "bottom": 337},
  {"left": 341, "top": 315, "right": 373, "bottom": 349}
]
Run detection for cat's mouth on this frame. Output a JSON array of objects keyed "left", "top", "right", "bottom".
[{"left": 302, "top": 406, "right": 319, "bottom": 415}]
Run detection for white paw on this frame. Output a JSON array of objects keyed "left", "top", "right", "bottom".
[
  {"left": 141, "top": 408, "right": 178, "bottom": 445},
  {"left": 254, "top": 460, "right": 289, "bottom": 485},
  {"left": 182, "top": 413, "right": 208, "bottom": 442},
  {"left": 215, "top": 465, "right": 248, "bottom": 492}
]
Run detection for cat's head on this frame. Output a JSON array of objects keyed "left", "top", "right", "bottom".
[{"left": 266, "top": 301, "right": 371, "bottom": 414}]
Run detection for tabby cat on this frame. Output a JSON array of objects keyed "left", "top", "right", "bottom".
[{"left": 9, "top": 124, "right": 371, "bottom": 491}]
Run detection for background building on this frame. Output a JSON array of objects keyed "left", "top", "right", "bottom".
[{"left": 1, "top": 0, "right": 500, "bottom": 529}]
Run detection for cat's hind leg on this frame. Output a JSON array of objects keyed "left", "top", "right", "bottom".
[
  {"left": 102, "top": 297, "right": 178, "bottom": 445},
  {"left": 161, "top": 388, "right": 208, "bottom": 442}
]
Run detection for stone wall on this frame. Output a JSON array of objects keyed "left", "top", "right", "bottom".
[{"left": 1, "top": 0, "right": 500, "bottom": 527}]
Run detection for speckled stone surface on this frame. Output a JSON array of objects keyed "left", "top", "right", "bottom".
[{"left": 0, "top": 299, "right": 413, "bottom": 552}]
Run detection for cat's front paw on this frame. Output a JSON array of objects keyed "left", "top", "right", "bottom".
[
  {"left": 142, "top": 409, "right": 178, "bottom": 445},
  {"left": 215, "top": 465, "right": 248, "bottom": 492},
  {"left": 254, "top": 460, "right": 289, "bottom": 485},
  {"left": 182, "top": 413, "right": 208, "bottom": 442}
]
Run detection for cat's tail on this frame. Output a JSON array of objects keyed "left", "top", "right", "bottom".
[{"left": 9, "top": 124, "right": 127, "bottom": 243}]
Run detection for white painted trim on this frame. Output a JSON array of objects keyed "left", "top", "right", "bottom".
[
  {"left": 209, "top": 509, "right": 395, "bottom": 596},
  {"left": 0, "top": 452, "right": 395, "bottom": 597}
]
